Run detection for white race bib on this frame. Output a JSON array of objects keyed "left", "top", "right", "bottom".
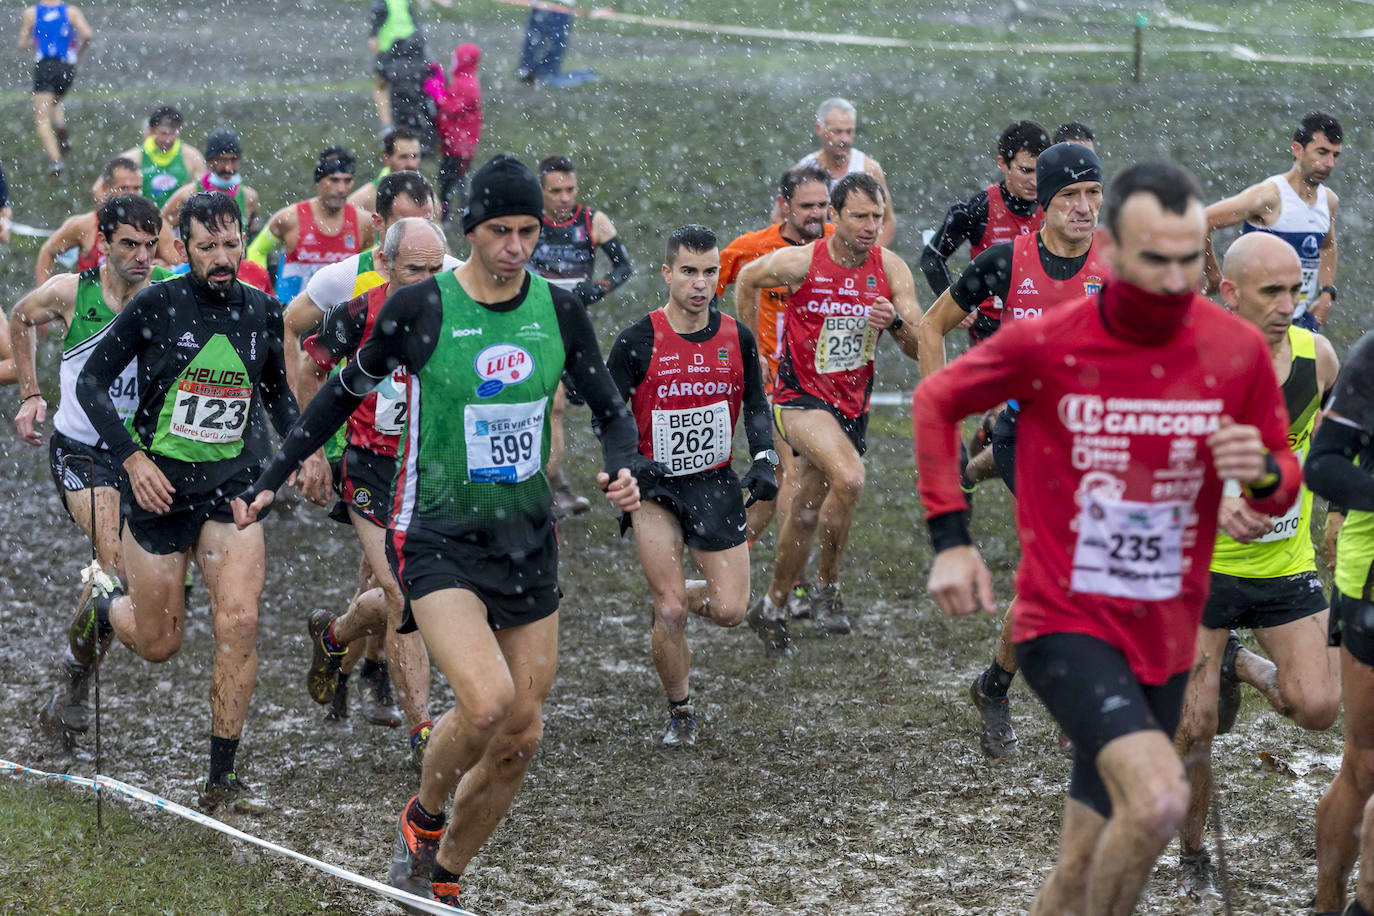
[
  {"left": 464, "top": 398, "right": 547, "bottom": 483},
  {"left": 372, "top": 368, "right": 408, "bottom": 435},
  {"left": 1071, "top": 492, "right": 1187, "bottom": 600},
  {"left": 651, "top": 401, "right": 731, "bottom": 477},
  {"left": 109, "top": 367, "right": 138, "bottom": 423},
  {"left": 815, "top": 314, "right": 876, "bottom": 374},
  {"left": 1256, "top": 491, "right": 1304, "bottom": 543},
  {"left": 169, "top": 379, "right": 250, "bottom": 443}
]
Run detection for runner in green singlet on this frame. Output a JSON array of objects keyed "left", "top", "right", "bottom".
[{"left": 118, "top": 106, "right": 206, "bottom": 208}]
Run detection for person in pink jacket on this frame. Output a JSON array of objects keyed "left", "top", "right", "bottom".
[{"left": 424, "top": 43, "right": 483, "bottom": 225}]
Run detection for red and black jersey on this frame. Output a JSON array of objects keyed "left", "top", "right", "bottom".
[
  {"left": 1001, "top": 232, "right": 1109, "bottom": 324},
  {"left": 968, "top": 183, "right": 1043, "bottom": 327},
  {"left": 529, "top": 204, "right": 598, "bottom": 282},
  {"left": 774, "top": 240, "right": 891, "bottom": 420}
]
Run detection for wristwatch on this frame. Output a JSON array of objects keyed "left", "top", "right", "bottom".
[
  {"left": 753, "top": 449, "right": 779, "bottom": 468},
  {"left": 889, "top": 312, "right": 905, "bottom": 332},
  {"left": 1320, "top": 284, "right": 1338, "bottom": 301}
]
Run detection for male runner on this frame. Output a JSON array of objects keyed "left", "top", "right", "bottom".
[
  {"left": 779, "top": 98, "right": 895, "bottom": 248},
  {"left": 232, "top": 154, "right": 647, "bottom": 908},
  {"left": 158, "top": 127, "right": 261, "bottom": 261},
  {"left": 916, "top": 142, "right": 1107, "bottom": 757},
  {"left": 1053, "top": 121, "right": 1095, "bottom": 149},
  {"left": 62, "top": 192, "right": 298, "bottom": 812},
  {"left": 296, "top": 216, "right": 448, "bottom": 766},
  {"left": 1203, "top": 111, "right": 1341, "bottom": 332},
  {"left": 1173, "top": 231, "right": 1340, "bottom": 897},
  {"left": 1307, "top": 328, "right": 1374, "bottom": 916},
  {"left": 609, "top": 225, "right": 776, "bottom": 746},
  {"left": 118, "top": 106, "right": 206, "bottom": 208},
  {"left": 717, "top": 166, "right": 831, "bottom": 548},
  {"left": 15, "top": 195, "right": 167, "bottom": 734},
  {"left": 915, "top": 161, "right": 1298, "bottom": 916},
  {"left": 737, "top": 173, "right": 921, "bottom": 649},
  {"left": 348, "top": 127, "right": 423, "bottom": 214},
  {"left": 36, "top": 156, "right": 142, "bottom": 284},
  {"left": 19, "top": 0, "right": 90, "bottom": 175},
  {"left": 530, "top": 154, "right": 634, "bottom": 517},
  {"left": 246, "top": 147, "right": 374, "bottom": 305}
]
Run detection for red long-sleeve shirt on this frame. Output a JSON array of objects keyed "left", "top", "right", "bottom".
[{"left": 913, "top": 286, "right": 1299, "bottom": 684}]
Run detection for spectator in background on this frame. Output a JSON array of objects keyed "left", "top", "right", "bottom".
[
  {"left": 368, "top": 0, "right": 450, "bottom": 135},
  {"left": 515, "top": 0, "right": 596, "bottom": 87},
  {"left": 425, "top": 44, "right": 483, "bottom": 224}
]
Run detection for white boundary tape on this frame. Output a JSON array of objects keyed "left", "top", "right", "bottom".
[{"left": 1, "top": 758, "right": 474, "bottom": 916}]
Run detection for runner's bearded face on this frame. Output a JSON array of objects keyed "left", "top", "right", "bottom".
[
  {"left": 1045, "top": 181, "right": 1102, "bottom": 246},
  {"left": 317, "top": 173, "right": 354, "bottom": 212},
  {"left": 209, "top": 153, "right": 241, "bottom": 182},
  {"left": 831, "top": 192, "right": 883, "bottom": 254},
  {"left": 540, "top": 170, "right": 577, "bottom": 223},
  {"left": 817, "top": 110, "right": 855, "bottom": 160},
  {"left": 1293, "top": 130, "right": 1340, "bottom": 186},
  {"left": 183, "top": 219, "right": 244, "bottom": 292},
  {"left": 385, "top": 139, "right": 422, "bottom": 173},
  {"left": 662, "top": 246, "right": 719, "bottom": 316},
  {"left": 999, "top": 149, "right": 1039, "bottom": 202},
  {"left": 469, "top": 214, "right": 541, "bottom": 281},
  {"left": 104, "top": 224, "right": 159, "bottom": 285},
  {"left": 1108, "top": 194, "right": 1206, "bottom": 295},
  {"left": 781, "top": 179, "right": 829, "bottom": 241},
  {"left": 1225, "top": 252, "right": 1301, "bottom": 345},
  {"left": 101, "top": 168, "right": 143, "bottom": 202}
]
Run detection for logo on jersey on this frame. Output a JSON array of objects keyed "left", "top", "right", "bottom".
[
  {"left": 1019, "top": 225, "right": 1032, "bottom": 235},
  {"left": 866, "top": 275, "right": 877, "bottom": 289},
  {"left": 1301, "top": 235, "right": 1320, "bottom": 259},
  {"left": 151, "top": 173, "right": 179, "bottom": 194},
  {"left": 718, "top": 347, "right": 729, "bottom": 365},
  {"left": 1083, "top": 275, "right": 1103, "bottom": 296},
  {"left": 452, "top": 327, "right": 482, "bottom": 338},
  {"left": 1017, "top": 277, "right": 1039, "bottom": 295},
  {"left": 177, "top": 332, "right": 198, "bottom": 349},
  {"left": 344, "top": 234, "right": 357, "bottom": 250},
  {"left": 474, "top": 343, "right": 534, "bottom": 398}
]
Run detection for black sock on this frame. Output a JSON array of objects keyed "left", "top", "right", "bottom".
[
  {"left": 408, "top": 797, "right": 445, "bottom": 831},
  {"left": 337, "top": 671, "right": 350, "bottom": 688},
  {"left": 432, "top": 861, "right": 462, "bottom": 885},
  {"left": 94, "top": 590, "right": 119, "bottom": 640},
  {"left": 983, "top": 663, "right": 1015, "bottom": 697},
  {"left": 669, "top": 695, "right": 692, "bottom": 710},
  {"left": 209, "top": 735, "right": 239, "bottom": 782},
  {"left": 1346, "top": 901, "right": 1372, "bottom": 916},
  {"left": 360, "top": 658, "right": 383, "bottom": 679}
]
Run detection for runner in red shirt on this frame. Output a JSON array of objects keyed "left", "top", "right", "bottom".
[
  {"left": 917, "top": 142, "right": 1108, "bottom": 758},
  {"left": 914, "top": 162, "right": 1299, "bottom": 915},
  {"left": 608, "top": 225, "right": 775, "bottom": 746},
  {"left": 736, "top": 173, "right": 921, "bottom": 651}
]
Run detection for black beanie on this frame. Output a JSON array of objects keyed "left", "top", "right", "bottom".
[
  {"left": 204, "top": 128, "right": 241, "bottom": 161},
  {"left": 463, "top": 154, "right": 543, "bottom": 232},
  {"left": 1036, "top": 142, "right": 1102, "bottom": 209}
]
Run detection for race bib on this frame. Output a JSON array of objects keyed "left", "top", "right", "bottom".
[
  {"left": 372, "top": 369, "right": 408, "bottom": 435},
  {"left": 169, "top": 378, "right": 251, "bottom": 444},
  {"left": 815, "top": 314, "right": 876, "bottom": 374},
  {"left": 1071, "top": 492, "right": 1187, "bottom": 601},
  {"left": 109, "top": 367, "right": 138, "bottom": 422},
  {"left": 1256, "top": 492, "right": 1304, "bottom": 543},
  {"left": 464, "top": 398, "right": 546, "bottom": 483},
  {"left": 1298, "top": 265, "right": 1318, "bottom": 306},
  {"left": 651, "top": 401, "right": 731, "bottom": 477}
]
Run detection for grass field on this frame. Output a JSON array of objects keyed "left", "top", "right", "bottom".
[{"left": 0, "top": 0, "right": 1372, "bottom": 912}]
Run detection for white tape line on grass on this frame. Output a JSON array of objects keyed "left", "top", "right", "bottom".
[{"left": 0, "top": 758, "right": 473, "bottom": 916}]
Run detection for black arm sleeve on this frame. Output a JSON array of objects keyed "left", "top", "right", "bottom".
[
  {"left": 920, "top": 191, "right": 990, "bottom": 296},
  {"left": 252, "top": 376, "right": 366, "bottom": 495},
  {"left": 601, "top": 236, "right": 633, "bottom": 292},
  {"left": 551, "top": 287, "right": 640, "bottom": 474},
  {"left": 1305, "top": 420, "right": 1374, "bottom": 512},
  {"left": 75, "top": 289, "right": 159, "bottom": 465},
  {"left": 919, "top": 247, "right": 955, "bottom": 299},
  {"left": 260, "top": 302, "right": 301, "bottom": 438},
  {"left": 737, "top": 322, "right": 773, "bottom": 457},
  {"left": 369, "top": 0, "right": 387, "bottom": 36},
  {"left": 949, "top": 242, "right": 1014, "bottom": 312},
  {"left": 605, "top": 317, "right": 652, "bottom": 403}
]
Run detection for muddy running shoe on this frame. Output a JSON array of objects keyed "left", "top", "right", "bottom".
[
  {"left": 785, "top": 580, "right": 813, "bottom": 620},
  {"left": 812, "top": 582, "right": 851, "bottom": 635},
  {"left": 746, "top": 597, "right": 793, "bottom": 658},
  {"left": 389, "top": 796, "right": 443, "bottom": 906},
  {"left": 552, "top": 483, "right": 591, "bottom": 519},
  {"left": 432, "top": 876, "right": 462, "bottom": 909},
  {"left": 68, "top": 583, "right": 113, "bottom": 670},
  {"left": 306, "top": 609, "right": 346, "bottom": 705},
  {"left": 1217, "top": 631, "right": 1243, "bottom": 735},
  {"left": 969, "top": 670, "right": 1018, "bottom": 758},
  {"left": 410, "top": 723, "right": 432, "bottom": 773},
  {"left": 1177, "top": 846, "right": 1218, "bottom": 899},
  {"left": 325, "top": 673, "right": 349, "bottom": 721},
  {"left": 360, "top": 662, "right": 402, "bottom": 727},
  {"left": 55, "top": 125, "right": 71, "bottom": 155},
  {"left": 198, "top": 773, "right": 271, "bottom": 815},
  {"left": 39, "top": 658, "right": 94, "bottom": 734},
  {"left": 662, "top": 705, "right": 697, "bottom": 747},
  {"left": 47, "top": 159, "right": 64, "bottom": 178}
]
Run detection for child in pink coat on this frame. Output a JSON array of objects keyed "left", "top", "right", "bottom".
[{"left": 424, "top": 43, "right": 483, "bottom": 224}]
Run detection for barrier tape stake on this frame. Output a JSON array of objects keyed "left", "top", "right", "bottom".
[{"left": 1133, "top": 12, "right": 1147, "bottom": 82}]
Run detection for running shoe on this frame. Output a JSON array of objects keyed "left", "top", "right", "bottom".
[
  {"left": 1217, "top": 632, "right": 1243, "bottom": 735},
  {"left": 306, "top": 609, "right": 346, "bottom": 705},
  {"left": 969, "top": 670, "right": 1019, "bottom": 759},
  {"left": 552, "top": 483, "right": 591, "bottom": 519},
  {"left": 662, "top": 705, "right": 697, "bottom": 747},
  {"left": 746, "top": 597, "right": 794, "bottom": 658},
  {"left": 785, "top": 580, "right": 814, "bottom": 620},
  {"left": 198, "top": 772, "right": 271, "bottom": 815},
  {"left": 432, "top": 875, "right": 462, "bottom": 908},
  {"left": 410, "top": 723, "right": 432, "bottom": 773},
  {"left": 812, "top": 582, "right": 852, "bottom": 635},
  {"left": 388, "top": 797, "right": 443, "bottom": 904},
  {"left": 47, "top": 159, "right": 63, "bottom": 178},
  {"left": 325, "top": 673, "right": 349, "bottom": 721},
  {"left": 39, "top": 658, "right": 93, "bottom": 734},
  {"left": 1177, "top": 845, "right": 1219, "bottom": 899},
  {"left": 68, "top": 583, "right": 112, "bottom": 669},
  {"left": 360, "top": 662, "right": 402, "bottom": 727}
]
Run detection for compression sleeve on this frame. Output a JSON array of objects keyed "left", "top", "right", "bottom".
[
  {"left": 552, "top": 287, "right": 640, "bottom": 475},
  {"left": 260, "top": 302, "right": 301, "bottom": 439},
  {"left": 245, "top": 229, "right": 281, "bottom": 269},
  {"left": 1305, "top": 420, "right": 1374, "bottom": 512},
  {"left": 919, "top": 246, "right": 954, "bottom": 298},
  {"left": 921, "top": 191, "right": 990, "bottom": 296},
  {"left": 950, "top": 242, "right": 1013, "bottom": 312},
  {"left": 601, "top": 236, "right": 633, "bottom": 292},
  {"left": 737, "top": 321, "right": 773, "bottom": 458},
  {"left": 605, "top": 317, "right": 653, "bottom": 403},
  {"left": 75, "top": 288, "right": 160, "bottom": 465}
]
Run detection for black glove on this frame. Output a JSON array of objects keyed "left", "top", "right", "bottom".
[
  {"left": 573, "top": 280, "right": 606, "bottom": 307},
  {"left": 740, "top": 459, "right": 778, "bottom": 507},
  {"left": 627, "top": 453, "right": 669, "bottom": 487}
]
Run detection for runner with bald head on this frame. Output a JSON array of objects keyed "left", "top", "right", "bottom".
[
  {"left": 1173, "top": 230, "right": 1340, "bottom": 897},
  {"left": 783, "top": 98, "right": 895, "bottom": 248}
]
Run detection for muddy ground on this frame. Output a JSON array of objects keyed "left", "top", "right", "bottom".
[{"left": 1, "top": 0, "right": 1372, "bottom": 912}]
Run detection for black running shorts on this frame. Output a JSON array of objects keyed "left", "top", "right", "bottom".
[
  {"left": 773, "top": 395, "right": 869, "bottom": 456},
  {"left": 33, "top": 58, "right": 75, "bottom": 96},
  {"left": 991, "top": 405, "right": 1017, "bottom": 494},
  {"left": 387, "top": 520, "right": 561, "bottom": 634},
  {"left": 1330, "top": 589, "right": 1374, "bottom": 668},
  {"left": 1016, "top": 632, "right": 1188, "bottom": 818},
  {"left": 1202, "top": 571, "right": 1327, "bottom": 631},
  {"left": 620, "top": 465, "right": 748, "bottom": 552},
  {"left": 49, "top": 431, "right": 129, "bottom": 524},
  {"left": 327, "top": 445, "right": 396, "bottom": 528},
  {"left": 125, "top": 469, "right": 270, "bottom": 556}
]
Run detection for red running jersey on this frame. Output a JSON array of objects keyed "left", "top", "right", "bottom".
[
  {"left": 970, "top": 183, "right": 1043, "bottom": 325},
  {"left": 1001, "top": 232, "right": 1109, "bottom": 324},
  {"left": 774, "top": 240, "right": 890, "bottom": 420}
]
